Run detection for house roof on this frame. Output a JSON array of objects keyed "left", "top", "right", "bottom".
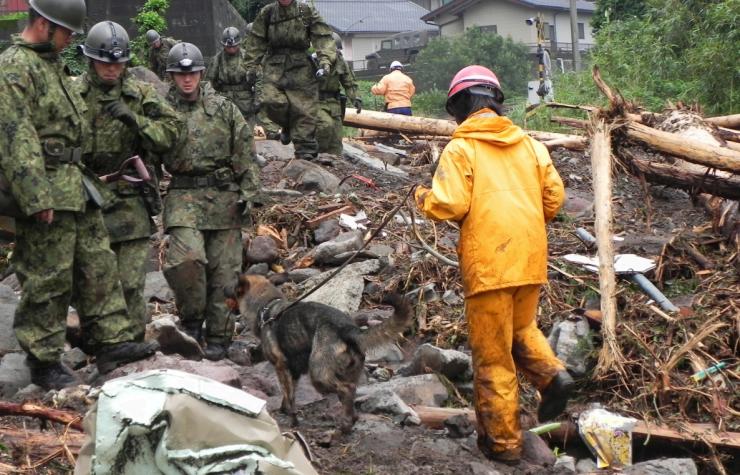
[
  {"left": 422, "top": 0, "right": 596, "bottom": 21},
  {"left": 315, "top": 0, "right": 437, "bottom": 33}
]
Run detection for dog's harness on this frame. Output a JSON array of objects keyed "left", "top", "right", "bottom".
[{"left": 258, "top": 298, "right": 286, "bottom": 330}]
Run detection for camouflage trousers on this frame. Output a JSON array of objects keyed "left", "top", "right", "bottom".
[
  {"left": 257, "top": 110, "right": 281, "bottom": 138},
  {"left": 13, "top": 209, "right": 141, "bottom": 364},
  {"left": 262, "top": 81, "right": 319, "bottom": 158},
  {"left": 110, "top": 238, "right": 150, "bottom": 335},
  {"left": 316, "top": 97, "right": 343, "bottom": 155},
  {"left": 163, "top": 226, "right": 242, "bottom": 344}
]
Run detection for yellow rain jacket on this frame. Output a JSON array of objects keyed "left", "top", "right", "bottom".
[{"left": 416, "top": 109, "right": 565, "bottom": 296}]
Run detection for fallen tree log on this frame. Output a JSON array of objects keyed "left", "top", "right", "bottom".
[
  {"left": 620, "top": 149, "right": 740, "bottom": 200},
  {"left": 343, "top": 109, "right": 456, "bottom": 137},
  {"left": 0, "top": 427, "right": 84, "bottom": 470},
  {"left": 624, "top": 122, "right": 740, "bottom": 174},
  {"left": 0, "top": 402, "right": 84, "bottom": 431},
  {"left": 705, "top": 114, "right": 740, "bottom": 130}
]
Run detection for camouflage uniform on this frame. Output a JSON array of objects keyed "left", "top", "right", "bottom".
[
  {"left": 163, "top": 82, "right": 260, "bottom": 345},
  {"left": 148, "top": 37, "right": 178, "bottom": 80},
  {"left": 76, "top": 68, "right": 182, "bottom": 331},
  {"left": 244, "top": 0, "right": 336, "bottom": 158},
  {"left": 316, "top": 51, "right": 358, "bottom": 155},
  {"left": 0, "top": 37, "right": 140, "bottom": 364},
  {"left": 206, "top": 47, "right": 258, "bottom": 128},
  {"left": 254, "top": 69, "right": 281, "bottom": 138}
]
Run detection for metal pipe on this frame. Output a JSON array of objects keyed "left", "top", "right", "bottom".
[{"left": 627, "top": 273, "right": 680, "bottom": 313}]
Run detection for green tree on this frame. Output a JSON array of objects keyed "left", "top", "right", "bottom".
[
  {"left": 591, "top": 0, "right": 648, "bottom": 31},
  {"left": 414, "top": 27, "right": 530, "bottom": 96},
  {"left": 130, "top": 0, "right": 170, "bottom": 65}
]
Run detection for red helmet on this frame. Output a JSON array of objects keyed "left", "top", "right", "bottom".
[{"left": 447, "top": 65, "right": 504, "bottom": 102}]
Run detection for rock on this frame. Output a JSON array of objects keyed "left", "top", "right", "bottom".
[
  {"left": 237, "top": 361, "right": 324, "bottom": 411},
  {"left": 246, "top": 262, "right": 270, "bottom": 275},
  {"left": 522, "top": 431, "right": 556, "bottom": 466},
  {"left": 409, "top": 438, "right": 465, "bottom": 458},
  {"left": 366, "top": 244, "right": 394, "bottom": 258},
  {"left": 357, "top": 374, "right": 449, "bottom": 407},
  {"left": 444, "top": 413, "right": 475, "bottom": 438},
  {"left": 563, "top": 188, "right": 594, "bottom": 219},
  {"left": 622, "top": 458, "right": 698, "bottom": 475},
  {"left": 61, "top": 347, "right": 88, "bottom": 370},
  {"left": 313, "top": 231, "right": 363, "bottom": 265},
  {"left": 246, "top": 236, "right": 280, "bottom": 264},
  {"left": 313, "top": 219, "right": 340, "bottom": 244},
  {"left": 547, "top": 315, "right": 593, "bottom": 377},
  {"left": 282, "top": 159, "right": 340, "bottom": 193},
  {"left": 398, "top": 343, "right": 473, "bottom": 382},
  {"left": 145, "top": 318, "right": 204, "bottom": 360},
  {"left": 1, "top": 273, "right": 20, "bottom": 291},
  {"left": 355, "top": 388, "right": 420, "bottom": 425},
  {"left": 0, "top": 302, "right": 20, "bottom": 354},
  {"left": 0, "top": 284, "right": 18, "bottom": 303},
  {"left": 256, "top": 139, "right": 295, "bottom": 161},
  {"left": 442, "top": 289, "right": 463, "bottom": 306},
  {"left": 575, "top": 458, "right": 597, "bottom": 473},
  {"left": 301, "top": 259, "right": 385, "bottom": 314},
  {"left": 13, "top": 384, "right": 44, "bottom": 402},
  {"left": 102, "top": 353, "right": 241, "bottom": 388},
  {"left": 365, "top": 341, "right": 405, "bottom": 363},
  {"left": 342, "top": 143, "right": 409, "bottom": 178},
  {"left": 368, "top": 366, "right": 393, "bottom": 382},
  {"left": 467, "top": 461, "right": 504, "bottom": 475},
  {"left": 553, "top": 455, "right": 576, "bottom": 473},
  {"left": 144, "top": 271, "right": 174, "bottom": 302},
  {"left": 286, "top": 268, "right": 321, "bottom": 283},
  {"left": 405, "top": 282, "right": 440, "bottom": 303},
  {"left": 128, "top": 66, "right": 168, "bottom": 97},
  {"left": 227, "top": 337, "right": 261, "bottom": 366},
  {"left": 0, "top": 353, "right": 31, "bottom": 399}
]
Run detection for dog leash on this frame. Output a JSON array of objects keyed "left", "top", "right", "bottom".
[{"left": 273, "top": 184, "right": 418, "bottom": 317}]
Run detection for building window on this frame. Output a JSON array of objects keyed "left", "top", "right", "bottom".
[
  {"left": 542, "top": 22, "right": 553, "bottom": 40},
  {"left": 578, "top": 22, "right": 585, "bottom": 40},
  {"left": 479, "top": 25, "right": 497, "bottom": 34}
]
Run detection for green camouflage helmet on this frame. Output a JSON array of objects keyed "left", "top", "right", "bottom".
[
  {"left": 332, "top": 32, "right": 342, "bottom": 50},
  {"left": 29, "top": 0, "right": 86, "bottom": 34},
  {"left": 221, "top": 26, "right": 241, "bottom": 46},
  {"left": 166, "top": 42, "right": 206, "bottom": 73},
  {"left": 146, "top": 29, "right": 161, "bottom": 46},
  {"left": 80, "top": 21, "right": 130, "bottom": 63}
]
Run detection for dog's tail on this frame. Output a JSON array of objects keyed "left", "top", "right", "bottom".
[{"left": 358, "top": 293, "right": 413, "bottom": 350}]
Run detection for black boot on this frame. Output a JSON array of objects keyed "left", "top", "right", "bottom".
[
  {"left": 279, "top": 129, "right": 291, "bottom": 145},
  {"left": 203, "top": 341, "right": 229, "bottom": 361},
  {"left": 538, "top": 370, "right": 574, "bottom": 422},
  {"left": 96, "top": 341, "right": 160, "bottom": 374},
  {"left": 181, "top": 321, "right": 204, "bottom": 344},
  {"left": 29, "top": 361, "right": 79, "bottom": 390}
]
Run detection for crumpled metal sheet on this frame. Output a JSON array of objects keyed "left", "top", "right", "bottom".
[{"left": 74, "top": 369, "right": 318, "bottom": 475}]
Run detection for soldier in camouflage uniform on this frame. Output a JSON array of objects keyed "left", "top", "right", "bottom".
[
  {"left": 315, "top": 32, "right": 362, "bottom": 155},
  {"left": 163, "top": 43, "right": 261, "bottom": 361},
  {"left": 76, "top": 21, "right": 182, "bottom": 333},
  {"left": 146, "top": 29, "right": 178, "bottom": 80},
  {"left": 245, "top": 22, "right": 281, "bottom": 140},
  {"left": 243, "top": 0, "right": 336, "bottom": 160},
  {"left": 0, "top": 0, "right": 158, "bottom": 390},
  {"left": 206, "top": 27, "right": 258, "bottom": 129}
]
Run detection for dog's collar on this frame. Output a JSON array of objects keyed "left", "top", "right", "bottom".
[{"left": 258, "top": 298, "right": 285, "bottom": 330}]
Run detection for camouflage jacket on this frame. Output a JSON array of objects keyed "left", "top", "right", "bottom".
[
  {"left": 0, "top": 36, "right": 91, "bottom": 216},
  {"left": 163, "top": 82, "right": 260, "bottom": 231},
  {"left": 244, "top": 0, "right": 335, "bottom": 84},
  {"left": 76, "top": 69, "right": 182, "bottom": 242},
  {"left": 148, "top": 37, "right": 178, "bottom": 80},
  {"left": 318, "top": 51, "right": 358, "bottom": 102},
  {"left": 207, "top": 48, "right": 251, "bottom": 92}
]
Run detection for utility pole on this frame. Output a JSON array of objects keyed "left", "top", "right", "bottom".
[{"left": 569, "top": 0, "right": 581, "bottom": 71}]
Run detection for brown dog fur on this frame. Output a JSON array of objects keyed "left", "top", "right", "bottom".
[{"left": 226, "top": 274, "right": 412, "bottom": 432}]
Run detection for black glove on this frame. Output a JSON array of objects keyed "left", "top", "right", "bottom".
[
  {"left": 353, "top": 98, "right": 363, "bottom": 114},
  {"left": 104, "top": 101, "right": 137, "bottom": 128},
  {"left": 245, "top": 69, "right": 257, "bottom": 87}
]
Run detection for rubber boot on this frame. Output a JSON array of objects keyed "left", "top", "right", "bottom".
[
  {"left": 203, "top": 341, "right": 228, "bottom": 361},
  {"left": 538, "top": 370, "right": 574, "bottom": 421},
  {"left": 181, "top": 321, "right": 204, "bottom": 345},
  {"left": 96, "top": 341, "right": 160, "bottom": 374},
  {"left": 279, "top": 129, "right": 291, "bottom": 145},
  {"left": 477, "top": 433, "right": 521, "bottom": 466},
  {"left": 29, "top": 361, "right": 80, "bottom": 390}
]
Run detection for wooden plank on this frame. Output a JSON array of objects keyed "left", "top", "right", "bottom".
[{"left": 305, "top": 205, "right": 355, "bottom": 229}]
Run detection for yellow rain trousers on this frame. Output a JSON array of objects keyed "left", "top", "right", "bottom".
[
  {"left": 416, "top": 108, "right": 566, "bottom": 457},
  {"left": 467, "top": 285, "right": 564, "bottom": 456}
]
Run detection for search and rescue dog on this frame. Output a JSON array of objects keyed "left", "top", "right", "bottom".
[{"left": 226, "top": 274, "right": 412, "bottom": 432}]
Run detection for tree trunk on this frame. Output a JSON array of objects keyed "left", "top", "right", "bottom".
[
  {"left": 0, "top": 401, "right": 84, "bottom": 431},
  {"left": 343, "top": 109, "right": 457, "bottom": 137},
  {"left": 705, "top": 114, "right": 740, "bottom": 129}
]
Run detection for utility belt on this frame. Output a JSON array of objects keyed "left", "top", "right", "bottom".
[
  {"left": 268, "top": 47, "right": 304, "bottom": 56},
  {"left": 218, "top": 83, "right": 250, "bottom": 92},
  {"left": 42, "top": 139, "right": 82, "bottom": 166},
  {"left": 169, "top": 168, "right": 235, "bottom": 189},
  {"left": 319, "top": 91, "right": 341, "bottom": 101}
]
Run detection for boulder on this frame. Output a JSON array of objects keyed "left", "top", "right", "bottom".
[
  {"left": 354, "top": 388, "right": 421, "bottom": 425},
  {"left": 246, "top": 236, "right": 280, "bottom": 264},
  {"left": 398, "top": 343, "right": 472, "bottom": 382},
  {"left": 357, "top": 374, "right": 449, "bottom": 407},
  {"left": 313, "top": 219, "right": 340, "bottom": 244},
  {"left": 145, "top": 317, "right": 204, "bottom": 360},
  {"left": 282, "top": 159, "right": 340, "bottom": 193},
  {"left": 0, "top": 353, "right": 31, "bottom": 399},
  {"left": 547, "top": 315, "right": 593, "bottom": 377},
  {"left": 144, "top": 271, "right": 174, "bottom": 302},
  {"left": 313, "top": 231, "right": 363, "bottom": 265},
  {"left": 521, "top": 431, "right": 556, "bottom": 466},
  {"left": 444, "top": 413, "right": 475, "bottom": 438},
  {"left": 301, "top": 259, "right": 385, "bottom": 314}
]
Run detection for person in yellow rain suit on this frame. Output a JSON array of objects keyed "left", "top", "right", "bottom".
[{"left": 415, "top": 65, "right": 574, "bottom": 465}]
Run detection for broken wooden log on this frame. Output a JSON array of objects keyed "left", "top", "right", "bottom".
[
  {"left": 705, "top": 114, "right": 740, "bottom": 130},
  {"left": 0, "top": 402, "right": 84, "bottom": 431},
  {"left": 624, "top": 122, "right": 740, "bottom": 174},
  {"left": 344, "top": 109, "right": 456, "bottom": 137}
]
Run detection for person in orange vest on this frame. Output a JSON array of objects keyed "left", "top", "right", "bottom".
[
  {"left": 371, "top": 61, "right": 415, "bottom": 115},
  {"left": 415, "top": 65, "right": 573, "bottom": 465}
]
